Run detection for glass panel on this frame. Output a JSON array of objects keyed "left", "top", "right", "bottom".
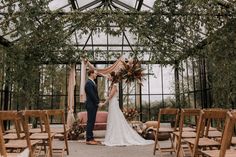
[
  {"left": 52, "top": 95, "right": 66, "bottom": 109},
  {"left": 149, "top": 95, "right": 163, "bottom": 120},
  {"left": 141, "top": 95, "right": 149, "bottom": 122},
  {"left": 39, "top": 96, "right": 52, "bottom": 110},
  {"left": 52, "top": 65, "right": 67, "bottom": 95},
  {"left": 163, "top": 66, "right": 175, "bottom": 94},
  {"left": 163, "top": 95, "right": 176, "bottom": 107},
  {"left": 149, "top": 64, "right": 162, "bottom": 94}
]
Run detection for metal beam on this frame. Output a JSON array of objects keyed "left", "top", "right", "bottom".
[
  {"left": 0, "top": 36, "right": 11, "bottom": 47},
  {"left": 112, "top": 0, "right": 136, "bottom": 11},
  {"left": 78, "top": 0, "right": 102, "bottom": 11},
  {"left": 70, "top": 0, "right": 77, "bottom": 9},
  {"left": 71, "top": 44, "right": 145, "bottom": 47},
  {"left": 137, "top": 0, "right": 143, "bottom": 11}
]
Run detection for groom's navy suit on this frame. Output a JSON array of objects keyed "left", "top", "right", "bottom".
[{"left": 85, "top": 79, "right": 99, "bottom": 141}]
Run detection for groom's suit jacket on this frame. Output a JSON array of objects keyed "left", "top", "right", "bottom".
[{"left": 85, "top": 79, "right": 99, "bottom": 108}]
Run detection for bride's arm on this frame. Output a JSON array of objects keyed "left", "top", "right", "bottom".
[{"left": 104, "top": 84, "right": 117, "bottom": 104}]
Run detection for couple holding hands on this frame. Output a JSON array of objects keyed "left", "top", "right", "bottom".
[{"left": 84, "top": 60, "right": 153, "bottom": 146}]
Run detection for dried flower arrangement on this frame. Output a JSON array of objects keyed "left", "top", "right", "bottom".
[
  {"left": 118, "top": 58, "right": 145, "bottom": 84},
  {"left": 122, "top": 107, "right": 139, "bottom": 121},
  {"left": 67, "top": 119, "right": 85, "bottom": 140}
]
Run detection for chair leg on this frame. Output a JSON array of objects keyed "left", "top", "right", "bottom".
[
  {"left": 64, "top": 134, "right": 69, "bottom": 155},
  {"left": 153, "top": 133, "right": 163, "bottom": 157},
  {"left": 153, "top": 133, "right": 158, "bottom": 155}
]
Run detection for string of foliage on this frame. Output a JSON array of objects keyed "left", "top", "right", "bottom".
[{"left": 0, "top": 0, "right": 235, "bottom": 107}]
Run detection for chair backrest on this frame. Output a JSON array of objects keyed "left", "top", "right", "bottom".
[
  {"left": 46, "top": 109, "right": 69, "bottom": 155},
  {"left": 46, "top": 109, "right": 66, "bottom": 132},
  {"left": 192, "top": 109, "right": 227, "bottom": 156},
  {"left": 0, "top": 111, "right": 33, "bottom": 157},
  {"left": 23, "top": 110, "right": 51, "bottom": 134},
  {"left": 23, "top": 110, "right": 53, "bottom": 157},
  {"left": 0, "top": 110, "right": 22, "bottom": 138},
  {"left": 157, "top": 108, "right": 179, "bottom": 130},
  {"left": 178, "top": 108, "right": 201, "bottom": 132},
  {"left": 18, "top": 111, "right": 34, "bottom": 157},
  {"left": 203, "top": 109, "right": 228, "bottom": 136},
  {"left": 46, "top": 109, "right": 65, "bottom": 124},
  {"left": 219, "top": 111, "right": 236, "bottom": 157}
]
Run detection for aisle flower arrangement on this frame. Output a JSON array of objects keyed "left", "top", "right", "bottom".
[{"left": 67, "top": 119, "right": 85, "bottom": 140}]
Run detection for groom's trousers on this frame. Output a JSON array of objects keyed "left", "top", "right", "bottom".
[{"left": 86, "top": 106, "right": 98, "bottom": 141}]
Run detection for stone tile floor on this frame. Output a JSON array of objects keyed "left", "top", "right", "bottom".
[{"left": 65, "top": 131, "right": 176, "bottom": 157}]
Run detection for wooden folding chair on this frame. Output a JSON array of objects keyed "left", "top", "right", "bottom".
[
  {"left": 184, "top": 109, "right": 227, "bottom": 157},
  {"left": 174, "top": 108, "right": 201, "bottom": 157},
  {"left": 201, "top": 111, "right": 236, "bottom": 157},
  {"left": 0, "top": 111, "right": 25, "bottom": 140},
  {"left": 153, "top": 108, "right": 179, "bottom": 156},
  {"left": 0, "top": 121, "right": 21, "bottom": 157},
  {"left": 46, "top": 109, "right": 68, "bottom": 156},
  {"left": 0, "top": 111, "right": 40, "bottom": 157},
  {"left": 23, "top": 110, "right": 55, "bottom": 157}
]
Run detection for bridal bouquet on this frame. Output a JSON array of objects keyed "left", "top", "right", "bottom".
[
  {"left": 122, "top": 107, "right": 139, "bottom": 121},
  {"left": 119, "top": 58, "right": 145, "bottom": 84}
]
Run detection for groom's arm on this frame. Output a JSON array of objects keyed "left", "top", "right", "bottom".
[{"left": 85, "top": 82, "right": 99, "bottom": 105}]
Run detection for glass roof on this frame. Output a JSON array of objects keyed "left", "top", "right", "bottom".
[
  {"left": 0, "top": 0, "right": 156, "bottom": 61},
  {"left": 0, "top": 0, "right": 235, "bottom": 62}
]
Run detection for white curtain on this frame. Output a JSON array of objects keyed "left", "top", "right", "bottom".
[
  {"left": 67, "top": 64, "right": 76, "bottom": 128},
  {"left": 80, "top": 60, "right": 86, "bottom": 103}
]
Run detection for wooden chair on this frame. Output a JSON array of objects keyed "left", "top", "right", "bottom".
[
  {"left": 23, "top": 110, "right": 55, "bottom": 157},
  {"left": 153, "top": 108, "right": 179, "bottom": 156},
  {"left": 201, "top": 111, "right": 236, "bottom": 157},
  {"left": 0, "top": 111, "right": 40, "bottom": 157},
  {"left": 0, "top": 121, "right": 21, "bottom": 157},
  {"left": 184, "top": 109, "right": 227, "bottom": 157},
  {"left": 46, "top": 109, "right": 68, "bottom": 155},
  {"left": 0, "top": 111, "right": 25, "bottom": 140},
  {"left": 174, "top": 108, "right": 201, "bottom": 157}
]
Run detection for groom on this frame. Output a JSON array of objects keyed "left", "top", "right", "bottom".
[{"left": 85, "top": 69, "right": 100, "bottom": 145}]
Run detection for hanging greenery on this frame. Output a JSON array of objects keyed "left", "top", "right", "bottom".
[{"left": 0, "top": 0, "right": 235, "bottom": 107}]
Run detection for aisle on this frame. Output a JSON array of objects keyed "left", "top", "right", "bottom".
[{"left": 67, "top": 131, "right": 174, "bottom": 157}]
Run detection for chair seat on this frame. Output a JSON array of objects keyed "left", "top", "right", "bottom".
[
  {"left": 6, "top": 153, "right": 22, "bottom": 157},
  {"left": 3, "top": 133, "right": 25, "bottom": 140},
  {"left": 50, "top": 127, "right": 69, "bottom": 134},
  {"left": 30, "top": 133, "right": 55, "bottom": 140},
  {"left": 231, "top": 136, "right": 236, "bottom": 145},
  {"left": 5, "top": 139, "right": 40, "bottom": 148},
  {"left": 176, "top": 127, "right": 196, "bottom": 132},
  {"left": 184, "top": 137, "right": 220, "bottom": 146},
  {"left": 202, "top": 149, "right": 236, "bottom": 157},
  {"left": 29, "top": 128, "right": 42, "bottom": 133},
  {"left": 173, "top": 131, "right": 196, "bottom": 138},
  {"left": 159, "top": 127, "right": 174, "bottom": 132},
  {"left": 207, "top": 130, "right": 222, "bottom": 138}
]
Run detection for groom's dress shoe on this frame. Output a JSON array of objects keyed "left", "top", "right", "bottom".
[
  {"left": 93, "top": 140, "right": 101, "bottom": 144},
  {"left": 86, "top": 140, "right": 98, "bottom": 145}
]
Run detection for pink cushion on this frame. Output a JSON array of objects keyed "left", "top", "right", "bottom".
[
  {"left": 95, "top": 111, "right": 108, "bottom": 123},
  {"left": 77, "top": 111, "right": 108, "bottom": 130}
]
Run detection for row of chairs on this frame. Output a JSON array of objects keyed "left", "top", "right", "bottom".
[
  {"left": 0, "top": 109, "right": 69, "bottom": 157},
  {"left": 153, "top": 108, "right": 236, "bottom": 157}
]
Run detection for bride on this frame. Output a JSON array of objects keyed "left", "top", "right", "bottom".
[{"left": 102, "top": 71, "right": 154, "bottom": 146}]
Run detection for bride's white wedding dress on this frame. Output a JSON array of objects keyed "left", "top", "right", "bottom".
[{"left": 103, "top": 84, "right": 154, "bottom": 146}]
